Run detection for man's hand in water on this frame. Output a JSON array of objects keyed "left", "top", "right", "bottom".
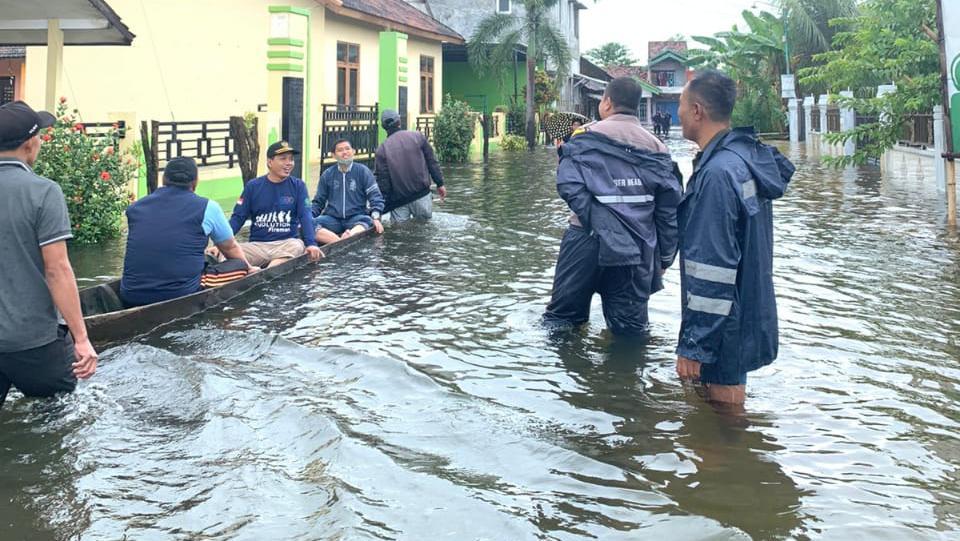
[
  {"left": 437, "top": 186, "right": 447, "bottom": 201},
  {"left": 305, "top": 246, "right": 323, "bottom": 261},
  {"left": 72, "top": 337, "right": 98, "bottom": 379},
  {"left": 676, "top": 356, "right": 701, "bottom": 380}
]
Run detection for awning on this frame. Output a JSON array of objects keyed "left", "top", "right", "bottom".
[
  {"left": 574, "top": 73, "right": 608, "bottom": 92},
  {"left": 0, "top": 0, "right": 133, "bottom": 111},
  {"left": 0, "top": 0, "right": 134, "bottom": 46}
]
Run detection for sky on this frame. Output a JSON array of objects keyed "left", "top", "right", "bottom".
[{"left": 579, "top": 0, "right": 772, "bottom": 64}]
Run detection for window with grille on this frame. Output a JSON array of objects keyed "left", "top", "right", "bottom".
[
  {"left": 337, "top": 42, "right": 360, "bottom": 107},
  {"left": 420, "top": 56, "right": 435, "bottom": 113}
]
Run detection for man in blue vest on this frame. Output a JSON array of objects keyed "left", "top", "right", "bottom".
[
  {"left": 120, "top": 157, "right": 253, "bottom": 307},
  {"left": 229, "top": 142, "right": 321, "bottom": 267},
  {"left": 313, "top": 138, "right": 385, "bottom": 244},
  {"left": 675, "top": 70, "right": 794, "bottom": 405}
]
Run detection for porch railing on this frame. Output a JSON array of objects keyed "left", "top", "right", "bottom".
[
  {"left": 319, "top": 104, "right": 379, "bottom": 166},
  {"left": 154, "top": 120, "right": 236, "bottom": 171},
  {"left": 416, "top": 115, "right": 435, "bottom": 143},
  {"left": 80, "top": 120, "right": 127, "bottom": 140},
  {"left": 826, "top": 107, "right": 841, "bottom": 133},
  {"left": 899, "top": 114, "right": 934, "bottom": 148}
]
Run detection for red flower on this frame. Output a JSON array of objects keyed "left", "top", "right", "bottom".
[
  {"left": 73, "top": 123, "right": 85, "bottom": 133},
  {"left": 59, "top": 96, "right": 67, "bottom": 104},
  {"left": 105, "top": 146, "right": 115, "bottom": 156},
  {"left": 41, "top": 134, "right": 52, "bottom": 142},
  {"left": 100, "top": 171, "right": 111, "bottom": 181}
]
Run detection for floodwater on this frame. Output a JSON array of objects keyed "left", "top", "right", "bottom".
[{"left": 3, "top": 138, "right": 960, "bottom": 540}]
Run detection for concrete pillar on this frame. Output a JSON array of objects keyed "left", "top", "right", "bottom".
[
  {"left": 265, "top": 6, "right": 310, "bottom": 179},
  {"left": 935, "top": 105, "right": 947, "bottom": 192},
  {"left": 379, "top": 31, "right": 409, "bottom": 141},
  {"left": 818, "top": 94, "right": 829, "bottom": 152},
  {"left": 877, "top": 85, "right": 896, "bottom": 170},
  {"left": 839, "top": 90, "right": 855, "bottom": 157},
  {"left": 788, "top": 98, "right": 800, "bottom": 143},
  {"left": 803, "top": 96, "right": 815, "bottom": 141},
  {"left": 44, "top": 19, "right": 64, "bottom": 112}
]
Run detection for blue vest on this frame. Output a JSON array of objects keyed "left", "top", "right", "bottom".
[{"left": 120, "top": 186, "right": 209, "bottom": 306}]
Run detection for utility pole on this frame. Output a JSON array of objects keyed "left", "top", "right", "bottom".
[{"left": 936, "top": 0, "right": 956, "bottom": 226}]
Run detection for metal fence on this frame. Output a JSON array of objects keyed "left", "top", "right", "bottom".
[
  {"left": 319, "top": 104, "right": 378, "bottom": 165},
  {"left": 416, "top": 115, "right": 435, "bottom": 143},
  {"left": 810, "top": 106, "right": 821, "bottom": 132},
  {"left": 80, "top": 120, "right": 127, "bottom": 140},
  {"left": 899, "top": 114, "right": 934, "bottom": 148},
  {"left": 826, "top": 107, "right": 841, "bottom": 133},
  {"left": 154, "top": 120, "right": 237, "bottom": 171}
]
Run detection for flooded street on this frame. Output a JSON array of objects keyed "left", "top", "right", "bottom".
[{"left": 2, "top": 139, "right": 960, "bottom": 540}]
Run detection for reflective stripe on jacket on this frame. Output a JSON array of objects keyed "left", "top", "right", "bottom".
[{"left": 677, "top": 128, "right": 795, "bottom": 372}]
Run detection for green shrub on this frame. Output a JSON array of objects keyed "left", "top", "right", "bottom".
[
  {"left": 33, "top": 99, "right": 137, "bottom": 244},
  {"left": 501, "top": 134, "right": 527, "bottom": 151},
  {"left": 432, "top": 95, "right": 475, "bottom": 163},
  {"left": 506, "top": 98, "right": 525, "bottom": 136}
]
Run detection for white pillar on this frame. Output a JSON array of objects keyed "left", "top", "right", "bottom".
[
  {"left": 934, "top": 105, "right": 947, "bottom": 192},
  {"left": 818, "top": 94, "right": 829, "bottom": 152},
  {"left": 788, "top": 98, "right": 800, "bottom": 143},
  {"left": 803, "top": 96, "right": 815, "bottom": 141},
  {"left": 877, "top": 85, "right": 896, "bottom": 171},
  {"left": 839, "top": 90, "right": 855, "bottom": 157},
  {"left": 44, "top": 19, "right": 64, "bottom": 112}
]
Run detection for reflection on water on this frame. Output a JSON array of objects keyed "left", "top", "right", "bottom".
[{"left": 2, "top": 140, "right": 960, "bottom": 540}]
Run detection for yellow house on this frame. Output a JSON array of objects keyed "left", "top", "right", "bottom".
[{"left": 17, "top": 0, "right": 463, "bottom": 202}]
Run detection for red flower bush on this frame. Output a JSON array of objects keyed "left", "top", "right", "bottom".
[{"left": 33, "top": 99, "right": 136, "bottom": 244}]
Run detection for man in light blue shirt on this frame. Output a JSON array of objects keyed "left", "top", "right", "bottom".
[{"left": 120, "top": 157, "right": 253, "bottom": 306}]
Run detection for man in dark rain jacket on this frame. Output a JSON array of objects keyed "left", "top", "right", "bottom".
[
  {"left": 676, "top": 70, "right": 795, "bottom": 405},
  {"left": 543, "top": 77, "right": 683, "bottom": 336}
]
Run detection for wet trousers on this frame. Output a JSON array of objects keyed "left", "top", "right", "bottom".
[
  {"left": 0, "top": 326, "right": 77, "bottom": 409},
  {"left": 544, "top": 226, "right": 650, "bottom": 336}
]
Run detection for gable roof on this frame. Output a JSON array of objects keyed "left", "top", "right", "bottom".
[
  {"left": 580, "top": 57, "right": 612, "bottom": 82},
  {"left": 648, "top": 49, "right": 688, "bottom": 67},
  {"left": 604, "top": 65, "right": 660, "bottom": 95},
  {"left": 648, "top": 40, "right": 687, "bottom": 59},
  {"left": 325, "top": 0, "right": 463, "bottom": 43},
  {"left": 0, "top": 0, "right": 134, "bottom": 46}
]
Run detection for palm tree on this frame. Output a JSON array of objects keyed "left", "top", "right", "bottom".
[
  {"left": 775, "top": 0, "right": 858, "bottom": 57},
  {"left": 467, "top": 0, "right": 572, "bottom": 149}
]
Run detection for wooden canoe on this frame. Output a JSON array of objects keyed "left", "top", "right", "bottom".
[{"left": 79, "top": 229, "right": 374, "bottom": 347}]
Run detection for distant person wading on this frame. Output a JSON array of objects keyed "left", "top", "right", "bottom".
[{"left": 374, "top": 109, "right": 447, "bottom": 222}]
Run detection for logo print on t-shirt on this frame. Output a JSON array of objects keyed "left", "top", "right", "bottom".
[{"left": 254, "top": 209, "right": 293, "bottom": 234}]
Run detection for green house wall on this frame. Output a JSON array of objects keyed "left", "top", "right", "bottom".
[{"left": 442, "top": 60, "right": 527, "bottom": 112}]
